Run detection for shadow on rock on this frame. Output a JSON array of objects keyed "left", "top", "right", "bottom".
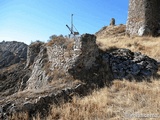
[
  {"left": 69, "top": 34, "right": 159, "bottom": 89},
  {"left": 68, "top": 34, "right": 113, "bottom": 89},
  {"left": 104, "top": 47, "right": 158, "bottom": 81}
]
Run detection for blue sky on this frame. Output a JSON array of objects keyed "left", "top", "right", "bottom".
[{"left": 0, "top": 0, "right": 129, "bottom": 44}]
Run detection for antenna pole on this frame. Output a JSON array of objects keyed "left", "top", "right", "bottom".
[
  {"left": 66, "top": 14, "right": 79, "bottom": 36},
  {"left": 71, "top": 14, "right": 73, "bottom": 34}
]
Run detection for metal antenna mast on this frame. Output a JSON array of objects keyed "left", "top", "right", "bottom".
[
  {"left": 66, "top": 14, "right": 79, "bottom": 37},
  {"left": 71, "top": 14, "right": 73, "bottom": 34},
  {"left": 66, "top": 14, "right": 80, "bottom": 50}
]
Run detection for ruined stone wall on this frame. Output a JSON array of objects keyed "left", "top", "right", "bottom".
[
  {"left": 26, "top": 34, "right": 104, "bottom": 89},
  {"left": 126, "top": 0, "right": 160, "bottom": 36}
]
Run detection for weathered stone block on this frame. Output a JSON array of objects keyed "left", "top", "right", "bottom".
[{"left": 126, "top": 0, "right": 160, "bottom": 36}]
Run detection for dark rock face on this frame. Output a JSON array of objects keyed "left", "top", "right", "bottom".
[
  {"left": 0, "top": 41, "right": 30, "bottom": 96},
  {"left": 0, "top": 63, "right": 31, "bottom": 97},
  {"left": 103, "top": 48, "right": 158, "bottom": 79},
  {"left": 0, "top": 41, "right": 27, "bottom": 68},
  {"left": 0, "top": 41, "right": 31, "bottom": 119},
  {"left": 69, "top": 34, "right": 113, "bottom": 87}
]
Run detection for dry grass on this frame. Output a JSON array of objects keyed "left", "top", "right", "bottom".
[
  {"left": 44, "top": 36, "right": 160, "bottom": 120},
  {"left": 8, "top": 112, "right": 29, "bottom": 120},
  {"left": 8, "top": 78, "right": 160, "bottom": 120},
  {"left": 47, "top": 35, "right": 74, "bottom": 50},
  {"left": 46, "top": 78, "right": 160, "bottom": 120},
  {"left": 95, "top": 25, "right": 126, "bottom": 39},
  {"left": 97, "top": 36, "right": 160, "bottom": 60}
]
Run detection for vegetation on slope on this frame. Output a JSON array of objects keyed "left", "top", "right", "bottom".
[
  {"left": 9, "top": 36, "right": 160, "bottom": 120},
  {"left": 47, "top": 36, "right": 160, "bottom": 120},
  {"left": 97, "top": 36, "right": 160, "bottom": 61}
]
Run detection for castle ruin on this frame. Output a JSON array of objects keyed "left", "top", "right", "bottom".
[{"left": 126, "top": 0, "right": 160, "bottom": 36}]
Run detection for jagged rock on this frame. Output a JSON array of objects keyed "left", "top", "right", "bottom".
[
  {"left": 26, "top": 46, "right": 49, "bottom": 89},
  {"left": 0, "top": 83, "right": 87, "bottom": 118},
  {"left": 0, "top": 50, "right": 19, "bottom": 68},
  {"left": 0, "top": 41, "right": 27, "bottom": 59},
  {"left": 103, "top": 48, "right": 158, "bottom": 79},
  {"left": 0, "top": 63, "right": 31, "bottom": 96},
  {"left": 0, "top": 41, "right": 30, "bottom": 96},
  {"left": 0, "top": 41, "right": 27, "bottom": 68},
  {"left": 25, "top": 41, "right": 44, "bottom": 68}
]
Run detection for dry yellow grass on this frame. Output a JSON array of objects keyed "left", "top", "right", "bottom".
[
  {"left": 9, "top": 78, "right": 160, "bottom": 120},
  {"left": 45, "top": 36, "right": 160, "bottom": 120},
  {"left": 97, "top": 36, "right": 160, "bottom": 60},
  {"left": 47, "top": 35, "right": 74, "bottom": 50},
  {"left": 46, "top": 78, "right": 160, "bottom": 120}
]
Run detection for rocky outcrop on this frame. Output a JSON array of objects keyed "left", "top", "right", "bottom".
[
  {"left": 0, "top": 41, "right": 27, "bottom": 68},
  {"left": 103, "top": 48, "right": 158, "bottom": 79},
  {"left": 0, "top": 34, "right": 113, "bottom": 119},
  {"left": 25, "top": 41, "right": 44, "bottom": 68},
  {"left": 0, "top": 83, "right": 86, "bottom": 119},
  {"left": 25, "top": 34, "right": 112, "bottom": 90},
  {"left": 25, "top": 40, "right": 79, "bottom": 90},
  {"left": 0, "top": 63, "right": 31, "bottom": 96},
  {"left": 26, "top": 45, "right": 49, "bottom": 89},
  {"left": 0, "top": 34, "right": 159, "bottom": 119},
  {"left": 0, "top": 41, "right": 30, "bottom": 96}
]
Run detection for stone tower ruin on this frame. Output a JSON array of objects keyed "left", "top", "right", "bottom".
[{"left": 126, "top": 0, "right": 160, "bottom": 36}]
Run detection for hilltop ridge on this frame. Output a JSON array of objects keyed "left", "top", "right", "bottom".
[
  {"left": 95, "top": 24, "right": 126, "bottom": 39},
  {"left": 0, "top": 26, "right": 160, "bottom": 119}
]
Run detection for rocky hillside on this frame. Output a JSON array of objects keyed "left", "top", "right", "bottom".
[
  {"left": 0, "top": 31, "right": 159, "bottom": 119},
  {"left": 0, "top": 35, "right": 113, "bottom": 119},
  {"left": 0, "top": 41, "right": 30, "bottom": 98},
  {"left": 0, "top": 41, "right": 27, "bottom": 68}
]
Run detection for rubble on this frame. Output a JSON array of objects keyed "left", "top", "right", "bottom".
[{"left": 103, "top": 48, "right": 158, "bottom": 79}]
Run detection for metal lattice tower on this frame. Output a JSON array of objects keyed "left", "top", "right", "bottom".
[{"left": 66, "top": 14, "right": 81, "bottom": 50}]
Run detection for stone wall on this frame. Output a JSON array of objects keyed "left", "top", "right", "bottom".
[
  {"left": 25, "top": 34, "right": 112, "bottom": 90},
  {"left": 126, "top": 0, "right": 160, "bottom": 36}
]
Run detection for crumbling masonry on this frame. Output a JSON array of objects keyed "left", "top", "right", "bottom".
[{"left": 126, "top": 0, "right": 160, "bottom": 36}]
